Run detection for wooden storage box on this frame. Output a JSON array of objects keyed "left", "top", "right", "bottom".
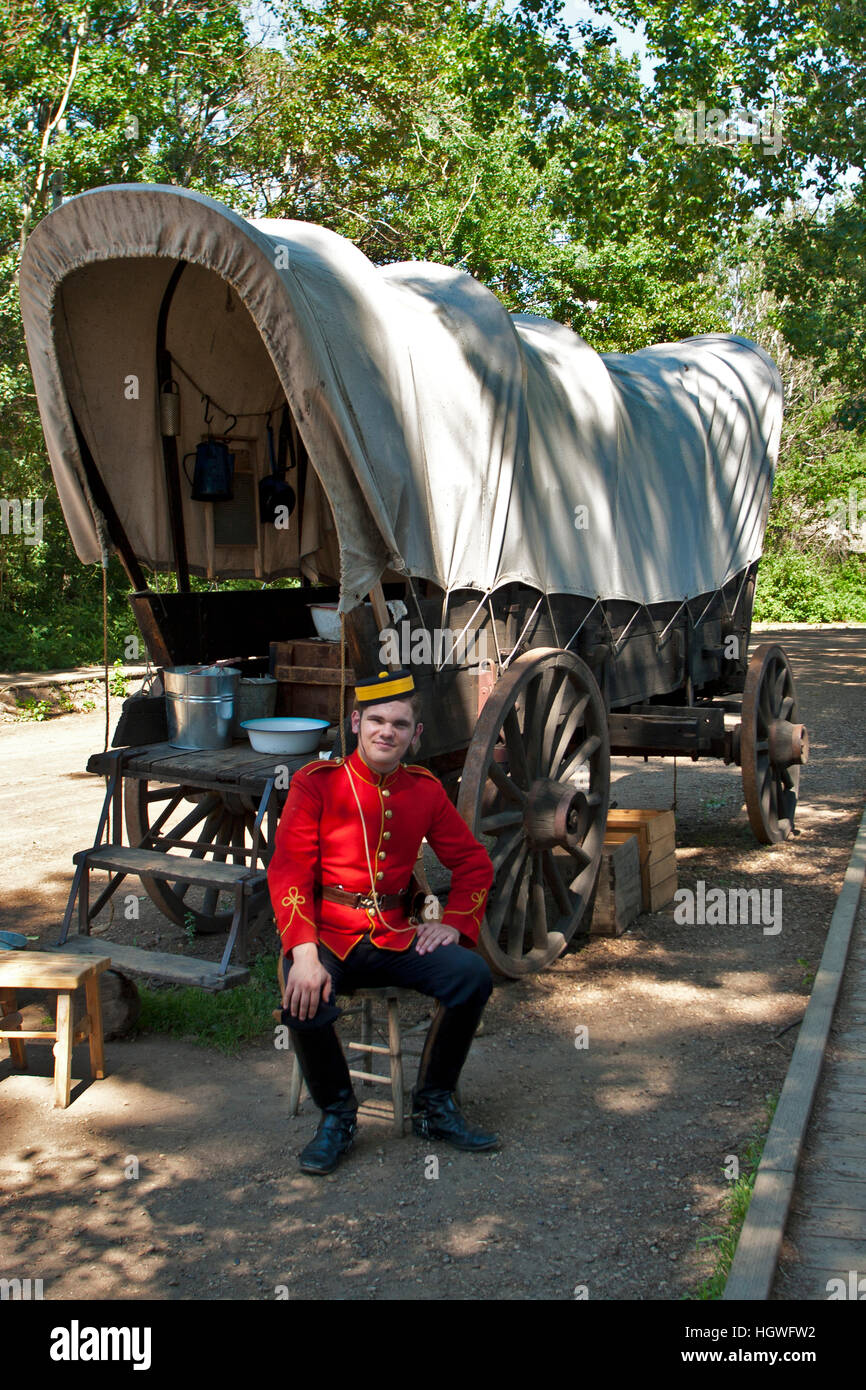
[
  {"left": 270, "top": 639, "right": 356, "bottom": 723},
  {"left": 591, "top": 833, "right": 642, "bottom": 936},
  {"left": 604, "top": 808, "right": 677, "bottom": 911}
]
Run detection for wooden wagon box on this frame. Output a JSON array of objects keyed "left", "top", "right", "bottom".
[
  {"left": 604, "top": 808, "right": 677, "bottom": 911},
  {"left": 270, "top": 639, "right": 356, "bottom": 723}
]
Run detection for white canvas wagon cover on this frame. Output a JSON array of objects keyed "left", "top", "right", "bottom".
[{"left": 19, "top": 184, "right": 782, "bottom": 611}]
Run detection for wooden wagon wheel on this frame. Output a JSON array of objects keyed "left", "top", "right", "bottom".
[
  {"left": 457, "top": 648, "right": 610, "bottom": 977},
  {"left": 124, "top": 779, "right": 267, "bottom": 935},
  {"left": 740, "top": 644, "right": 809, "bottom": 844}
]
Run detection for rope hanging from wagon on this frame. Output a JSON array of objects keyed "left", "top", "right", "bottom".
[
  {"left": 100, "top": 536, "right": 110, "bottom": 754},
  {"left": 339, "top": 611, "right": 347, "bottom": 762}
]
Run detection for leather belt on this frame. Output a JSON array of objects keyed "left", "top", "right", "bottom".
[{"left": 320, "top": 884, "right": 411, "bottom": 912}]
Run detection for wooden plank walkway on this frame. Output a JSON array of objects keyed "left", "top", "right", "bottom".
[
  {"left": 725, "top": 803, "right": 866, "bottom": 1300},
  {"left": 770, "top": 886, "right": 866, "bottom": 1299}
]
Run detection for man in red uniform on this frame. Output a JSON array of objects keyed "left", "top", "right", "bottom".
[{"left": 268, "top": 668, "right": 497, "bottom": 1174}]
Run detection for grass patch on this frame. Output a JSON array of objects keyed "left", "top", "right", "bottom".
[
  {"left": 135, "top": 952, "right": 279, "bottom": 1055},
  {"left": 690, "top": 1093, "right": 779, "bottom": 1300}
]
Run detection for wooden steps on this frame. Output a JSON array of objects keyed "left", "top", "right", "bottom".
[
  {"left": 47, "top": 936, "right": 250, "bottom": 991},
  {"left": 73, "top": 844, "right": 266, "bottom": 893}
]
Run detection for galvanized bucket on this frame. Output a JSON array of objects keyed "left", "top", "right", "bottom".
[
  {"left": 164, "top": 665, "right": 240, "bottom": 749},
  {"left": 232, "top": 675, "right": 278, "bottom": 737}
]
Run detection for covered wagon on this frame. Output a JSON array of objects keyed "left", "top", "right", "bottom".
[{"left": 19, "top": 184, "right": 806, "bottom": 982}]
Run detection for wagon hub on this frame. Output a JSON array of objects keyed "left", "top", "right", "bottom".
[
  {"left": 525, "top": 778, "right": 590, "bottom": 851},
  {"left": 768, "top": 719, "right": 809, "bottom": 768}
]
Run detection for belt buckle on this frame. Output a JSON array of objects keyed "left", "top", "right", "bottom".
[{"left": 356, "top": 893, "right": 376, "bottom": 912}]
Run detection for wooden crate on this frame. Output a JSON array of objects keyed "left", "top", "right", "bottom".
[
  {"left": 605, "top": 808, "right": 677, "bottom": 911},
  {"left": 590, "top": 833, "right": 642, "bottom": 936},
  {"left": 270, "top": 639, "right": 356, "bottom": 723}
]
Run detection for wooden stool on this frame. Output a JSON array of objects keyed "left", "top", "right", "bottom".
[
  {"left": 0, "top": 951, "right": 110, "bottom": 1108},
  {"left": 275, "top": 959, "right": 430, "bottom": 1135},
  {"left": 295, "top": 988, "right": 433, "bottom": 1136}
]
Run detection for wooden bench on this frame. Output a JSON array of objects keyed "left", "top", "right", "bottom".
[{"left": 0, "top": 951, "right": 110, "bottom": 1108}]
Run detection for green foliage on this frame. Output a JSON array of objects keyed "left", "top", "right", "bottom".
[
  {"left": 0, "top": 0, "right": 864, "bottom": 647},
  {"left": 796, "top": 956, "right": 816, "bottom": 990},
  {"left": 753, "top": 388, "right": 866, "bottom": 622},
  {"left": 15, "top": 695, "right": 51, "bottom": 720},
  {"left": 691, "top": 1093, "right": 778, "bottom": 1300},
  {"left": 108, "top": 657, "right": 128, "bottom": 698},
  {"left": 135, "top": 952, "right": 280, "bottom": 1054},
  {"left": 252, "top": 0, "right": 726, "bottom": 338},
  {"left": 765, "top": 191, "right": 866, "bottom": 402}
]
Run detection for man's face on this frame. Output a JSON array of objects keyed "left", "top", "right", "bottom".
[{"left": 350, "top": 699, "right": 422, "bottom": 774}]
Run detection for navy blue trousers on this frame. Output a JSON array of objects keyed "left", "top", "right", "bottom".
[{"left": 282, "top": 936, "right": 492, "bottom": 1032}]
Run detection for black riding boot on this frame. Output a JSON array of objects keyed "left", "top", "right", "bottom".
[
  {"left": 291, "top": 1025, "right": 358, "bottom": 1175},
  {"left": 411, "top": 1002, "right": 498, "bottom": 1151}
]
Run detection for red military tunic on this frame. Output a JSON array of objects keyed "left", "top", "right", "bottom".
[{"left": 268, "top": 747, "right": 493, "bottom": 959}]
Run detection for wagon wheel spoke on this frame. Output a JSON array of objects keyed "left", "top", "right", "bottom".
[
  {"left": 136, "top": 788, "right": 186, "bottom": 842},
  {"left": 230, "top": 817, "right": 247, "bottom": 865},
  {"left": 559, "top": 734, "right": 602, "bottom": 784},
  {"left": 758, "top": 674, "right": 774, "bottom": 726},
  {"left": 489, "top": 825, "right": 526, "bottom": 875},
  {"left": 522, "top": 667, "right": 553, "bottom": 779},
  {"left": 145, "top": 786, "right": 185, "bottom": 804},
  {"left": 503, "top": 708, "right": 532, "bottom": 789},
  {"left": 550, "top": 694, "right": 590, "bottom": 774},
  {"left": 505, "top": 855, "right": 533, "bottom": 957},
  {"left": 542, "top": 850, "right": 573, "bottom": 915},
  {"left": 487, "top": 841, "right": 531, "bottom": 941},
  {"left": 529, "top": 854, "right": 548, "bottom": 950},
  {"left": 200, "top": 887, "right": 221, "bottom": 920},
  {"left": 125, "top": 778, "right": 262, "bottom": 936},
  {"left": 164, "top": 794, "right": 222, "bottom": 846},
  {"left": 170, "top": 807, "right": 226, "bottom": 898},
  {"left": 488, "top": 759, "right": 527, "bottom": 808},
  {"left": 481, "top": 809, "right": 525, "bottom": 834},
  {"left": 568, "top": 843, "right": 593, "bottom": 874},
  {"left": 541, "top": 674, "right": 571, "bottom": 770},
  {"left": 457, "top": 648, "right": 609, "bottom": 977}
]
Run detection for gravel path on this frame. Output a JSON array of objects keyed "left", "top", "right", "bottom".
[{"left": 1, "top": 625, "right": 864, "bottom": 1300}]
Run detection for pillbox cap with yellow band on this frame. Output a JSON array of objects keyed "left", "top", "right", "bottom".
[{"left": 354, "top": 668, "right": 416, "bottom": 708}]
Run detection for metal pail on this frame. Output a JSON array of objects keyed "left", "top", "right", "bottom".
[
  {"left": 164, "top": 666, "right": 240, "bottom": 749},
  {"left": 232, "top": 676, "right": 278, "bottom": 737}
]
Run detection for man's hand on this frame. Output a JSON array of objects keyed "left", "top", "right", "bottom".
[
  {"left": 414, "top": 920, "right": 460, "bottom": 955},
  {"left": 283, "top": 943, "right": 332, "bottom": 1021}
]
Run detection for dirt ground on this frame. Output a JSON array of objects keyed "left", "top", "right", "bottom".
[{"left": 1, "top": 625, "right": 864, "bottom": 1301}]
